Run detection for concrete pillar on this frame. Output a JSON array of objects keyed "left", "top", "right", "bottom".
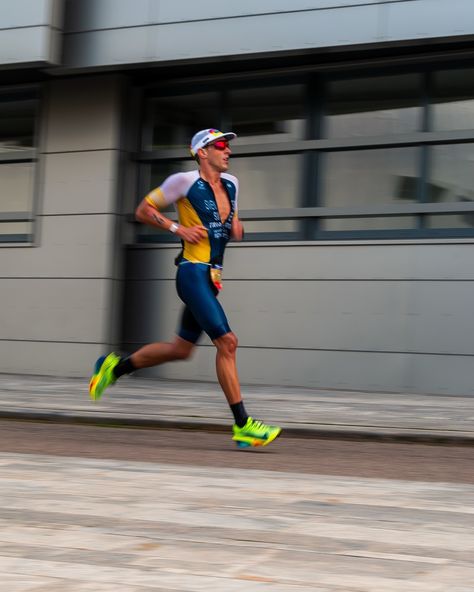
[{"left": 0, "top": 75, "right": 124, "bottom": 376}]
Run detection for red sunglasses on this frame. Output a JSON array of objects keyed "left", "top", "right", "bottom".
[{"left": 207, "top": 140, "right": 230, "bottom": 151}]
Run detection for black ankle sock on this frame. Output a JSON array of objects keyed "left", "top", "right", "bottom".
[
  {"left": 113, "top": 356, "right": 136, "bottom": 379},
  {"left": 230, "top": 401, "right": 248, "bottom": 427}
]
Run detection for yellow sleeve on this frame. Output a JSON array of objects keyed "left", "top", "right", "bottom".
[{"left": 144, "top": 187, "right": 167, "bottom": 210}]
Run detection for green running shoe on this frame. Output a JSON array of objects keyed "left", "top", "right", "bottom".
[
  {"left": 89, "top": 352, "right": 120, "bottom": 401},
  {"left": 232, "top": 417, "right": 282, "bottom": 448}
]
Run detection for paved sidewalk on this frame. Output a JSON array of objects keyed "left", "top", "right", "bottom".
[
  {"left": 0, "top": 374, "right": 473, "bottom": 444},
  {"left": 2, "top": 452, "right": 474, "bottom": 591}
]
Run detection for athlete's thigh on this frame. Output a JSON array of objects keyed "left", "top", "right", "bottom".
[
  {"left": 176, "top": 263, "right": 230, "bottom": 340},
  {"left": 177, "top": 304, "right": 203, "bottom": 344}
]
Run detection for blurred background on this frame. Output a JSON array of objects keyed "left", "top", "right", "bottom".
[{"left": 1, "top": 0, "right": 474, "bottom": 395}]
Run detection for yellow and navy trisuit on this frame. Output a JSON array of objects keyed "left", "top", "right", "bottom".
[{"left": 145, "top": 170, "right": 239, "bottom": 343}]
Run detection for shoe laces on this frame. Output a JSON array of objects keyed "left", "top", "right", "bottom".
[{"left": 249, "top": 418, "right": 268, "bottom": 432}]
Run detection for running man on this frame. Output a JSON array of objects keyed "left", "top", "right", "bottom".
[{"left": 89, "top": 128, "right": 281, "bottom": 448}]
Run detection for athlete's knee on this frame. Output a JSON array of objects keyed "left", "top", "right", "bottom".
[{"left": 215, "top": 332, "right": 238, "bottom": 356}]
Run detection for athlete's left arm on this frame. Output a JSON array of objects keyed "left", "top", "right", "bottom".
[
  {"left": 229, "top": 175, "right": 244, "bottom": 241},
  {"left": 230, "top": 214, "right": 244, "bottom": 241}
]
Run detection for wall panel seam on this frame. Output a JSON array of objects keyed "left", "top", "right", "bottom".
[
  {"left": 122, "top": 278, "right": 474, "bottom": 283},
  {"left": 0, "top": 339, "right": 104, "bottom": 344},
  {"left": 0, "top": 24, "right": 56, "bottom": 32},
  {"left": 39, "top": 213, "right": 121, "bottom": 217},
  {"left": 161, "top": 343, "right": 474, "bottom": 357},
  {"left": 0, "top": 277, "right": 119, "bottom": 280},
  {"left": 43, "top": 149, "right": 120, "bottom": 155},
  {"left": 64, "top": 2, "right": 407, "bottom": 34}
]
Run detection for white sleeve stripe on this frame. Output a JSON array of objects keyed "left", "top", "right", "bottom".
[{"left": 157, "top": 171, "right": 199, "bottom": 205}]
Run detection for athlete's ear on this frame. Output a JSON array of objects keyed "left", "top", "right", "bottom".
[{"left": 198, "top": 147, "right": 208, "bottom": 160}]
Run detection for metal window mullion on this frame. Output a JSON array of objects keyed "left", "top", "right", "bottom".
[
  {"left": 140, "top": 91, "right": 154, "bottom": 152},
  {"left": 417, "top": 70, "right": 429, "bottom": 226},
  {"left": 417, "top": 145, "right": 429, "bottom": 230},
  {"left": 138, "top": 162, "right": 151, "bottom": 204},
  {"left": 422, "top": 70, "right": 432, "bottom": 133},
  {"left": 239, "top": 202, "right": 474, "bottom": 221},
  {"left": 220, "top": 89, "right": 230, "bottom": 131},
  {"left": 301, "top": 75, "right": 321, "bottom": 239},
  {"left": 0, "top": 212, "right": 34, "bottom": 222},
  {"left": 418, "top": 71, "right": 432, "bottom": 229},
  {"left": 300, "top": 151, "right": 318, "bottom": 240},
  {"left": 31, "top": 84, "right": 47, "bottom": 247},
  {"left": 128, "top": 201, "right": 474, "bottom": 221},
  {"left": 0, "top": 153, "right": 36, "bottom": 163},
  {"left": 134, "top": 162, "right": 152, "bottom": 242},
  {"left": 134, "top": 130, "right": 474, "bottom": 162},
  {"left": 0, "top": 234, "right": 32, "bottom": 243}
]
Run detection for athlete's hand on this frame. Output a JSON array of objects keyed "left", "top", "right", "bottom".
[{"left": 177, "top": 225, "right": 207, "bottom": 244}]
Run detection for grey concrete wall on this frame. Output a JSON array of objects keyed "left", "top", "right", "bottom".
[
  {"left": 0, "top": 75, "right": 124, "bottom": 376},
  {"left": 0, "top": 0, "right": 63, "bottom": 67},
  {"left": 62, "top": 0, "right": 474, "bottom": 70},
  {"left": 122, "top": 241, "right": 474, "bottom": 395}
]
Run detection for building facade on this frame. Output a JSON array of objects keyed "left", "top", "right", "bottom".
[{"left": 1, "top": 0, "right": 474, "bottom": 394}]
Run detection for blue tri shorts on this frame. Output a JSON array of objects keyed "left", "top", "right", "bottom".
[{"left": 175, "top": 262, "right": 231, "bottom": 343}]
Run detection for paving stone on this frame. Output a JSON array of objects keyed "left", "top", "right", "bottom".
[{"left": 0, "top": 452, "right": 473, "bottom": 590}]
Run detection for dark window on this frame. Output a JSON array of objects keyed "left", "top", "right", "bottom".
[
  {"left": 228, "top": 85, "right": 306, "bottom": 144},
  {"left": 321, "top": 147, "right": 420, "bottom": 207},
  {"left": 431, "top": 68, "right": 474, "bottom": 131},
  {"left": 425, "top": 143, "right": 474, "bottom": 228},
  {"left": 324, "top": 74, "right": 422, "bottom": 138},
  {"left": 136, "top": 65, "right": 474, "bottom": 242},
  {"left": 144, "top": 92, "right": 220, "bottom": 151},
  {"left": 0, "top": 90, "right": 38, "bottom": 243},
  {"left": 230, "top": 154, "right": 302, "bottom": 235}
]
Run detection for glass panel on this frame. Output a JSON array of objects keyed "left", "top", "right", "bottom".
[
  {"left": 425, "top": 143, "right": 474, "bottom": 228},
  {"left": 426, "top": 214, "right": 474, "bottom": 229},
  {"left": 146, "top": 92, "right": 219, "bottom": 151},
  {"left": 229, "top": 154, "right": 302, "bottom": 210},
  {"left": 229, "top": 85, "right": 305, "bottom": 145},
  {"left": 0, "top": 92, "right": 37, "bottom": 152},
  {"left": 325, "top": 74, "right": 422, "bottom": 138},
  {"left": 432, "top": 68, "right": 474, "bottom": 131},
  {"left": 0, "top": 162, "right": 35, "bottom": 212},
  {"left": 427, "top": 144, "right": 474, "bottom": 203},
  {"left": 322, "top": 216, "right": 416, "bottom": 231},
  {"left": 321, "top": 148, "right": 419, "bottom": 207}
]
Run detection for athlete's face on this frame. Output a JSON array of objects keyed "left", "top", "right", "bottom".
[{"left": 203, "top": 140, "right": 232, "bottom": 172}]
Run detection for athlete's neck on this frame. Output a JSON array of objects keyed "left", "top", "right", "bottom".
[{"left": 199, "top": 168, "right": 221, "bottom": 186}]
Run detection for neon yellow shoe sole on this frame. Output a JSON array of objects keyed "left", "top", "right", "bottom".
[{"left": 89, "top": 352, "right": 120, "bottom": 401}]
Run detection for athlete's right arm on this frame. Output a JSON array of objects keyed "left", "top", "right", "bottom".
[
  {"left": 135, "top": 173, "right": 206, "bottom": 244},
  {"left": 135, "top": 198, "right": 205, "bottom": 244}
]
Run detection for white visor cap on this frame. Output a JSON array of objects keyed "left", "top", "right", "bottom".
[{"left": 190, "top": 128, "right": 236, "bottom": 156}]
